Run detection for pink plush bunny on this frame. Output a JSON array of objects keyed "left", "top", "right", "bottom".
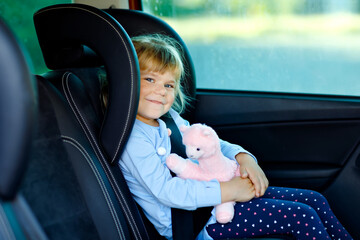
[{"left": 166, "top": 123, "right": 240, "bottom": 224}]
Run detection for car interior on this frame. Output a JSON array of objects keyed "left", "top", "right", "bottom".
[
  {"left": 0, "top": 17, "right": 45, "bottom": 240},
  {"left": 1, "top": 1, "right": 360, "bottom": 240}
]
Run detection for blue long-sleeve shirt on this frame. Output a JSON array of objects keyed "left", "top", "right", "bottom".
[{"left": 119, "top": 109, "right": 255, "bottom": 239}]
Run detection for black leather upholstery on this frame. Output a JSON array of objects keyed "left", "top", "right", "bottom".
[
  {"left": 21, "top": 4, "right": 149, "bottom": 240},
  {"left": 0, "top": 17, "right": 42, "bottom": 240},
  {"left": 0, "top": 17, "right": 36, "bottom": 201},
  {"left": 34, "top": 4, "right": 139, "bottom": 164}
]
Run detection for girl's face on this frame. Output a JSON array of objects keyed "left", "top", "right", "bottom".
[{"left": 137, "top": 69, "right": 176, "bottom": 126}]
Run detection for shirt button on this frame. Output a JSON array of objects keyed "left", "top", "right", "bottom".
[{"left": 157, "top": 147, "right": 166, "bottom": 156}]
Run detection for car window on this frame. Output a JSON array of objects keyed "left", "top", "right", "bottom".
[
  {"left": 0, "top": 0, "right": 71, "bottom": 74},
  {"left": 142, "top": 0, "right": 360, "bottom": 96}
]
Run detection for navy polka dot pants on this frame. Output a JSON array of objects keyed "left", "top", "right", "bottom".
[{"left": 206, "top": 187, "right": 352, "bottom": 239}]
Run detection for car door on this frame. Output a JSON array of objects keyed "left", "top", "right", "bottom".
[
  {"left": 194, "top": 91, "right": 360, "bottom": 192},
  {"left": 193, "top": 86, "right": 360, "bottom": 240}
]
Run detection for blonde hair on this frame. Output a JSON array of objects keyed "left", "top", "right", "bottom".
[{"left": 131, "top": 34, "right": 190, "bottom": 113}]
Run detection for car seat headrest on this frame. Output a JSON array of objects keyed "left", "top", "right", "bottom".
[
  {"left": 0, "top": 18, "right": 37, "bottom": 200},
  {"left": 34, "top": 4, "right": 140, "bottom": 164},
  {"left": 105, "top": 9, "right": 196, "bottom": 104}
]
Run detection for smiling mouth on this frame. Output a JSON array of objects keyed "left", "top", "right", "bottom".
[{"left": 148, "top": 99, "right": 164, "bottom": 105}]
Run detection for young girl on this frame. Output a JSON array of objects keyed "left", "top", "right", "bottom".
[{"left": 117, "top": 34, "right": 352, "bottom": 240}]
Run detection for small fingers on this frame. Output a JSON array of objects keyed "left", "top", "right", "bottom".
[
  {"left": 250, "top": 175, "right": 261, "bottom": 197},
  {"left": 259, "top": 178, "right": 266, "bottom": 197},
  {"left": 239, "top": 167, "right": 248, "bottom": 178},
  {"left": 255, "top": 175, "right": 267, "bottom": 197},
  {"left": 260, "top": 174, "right": 269, "bottom": 197}
]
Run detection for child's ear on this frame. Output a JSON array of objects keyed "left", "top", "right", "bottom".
[{"left": 179, "top": 125, "right": 189, "bottom": 133}]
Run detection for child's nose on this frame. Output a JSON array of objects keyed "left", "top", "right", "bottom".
[{"left": 154, "top": 84, "right": 166, "bottom": 95}]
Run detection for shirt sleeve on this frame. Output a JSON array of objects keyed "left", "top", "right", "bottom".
[
  {"left": 219, "top": 138, "right": 257, "bottom": 163},
  {"left": 120, "top": 133, "right": 221, "bottom": 210}
]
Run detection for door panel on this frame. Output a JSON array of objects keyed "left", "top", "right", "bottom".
[
  {"left": 193, "top": 90, "right": 360, "bottom": 238},
  {"left": 194, "top": 90, "right": 360, "bottom": 190},
  {"left": 212, "top": 121, "right": 360, "bottom": 189}
]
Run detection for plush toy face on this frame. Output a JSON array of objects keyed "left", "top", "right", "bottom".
[
  {"left": 181, "top": 124, "right": 219, "bottom": 160},
  {"left": 185, "top": 145, "right": 205, "bottom": 160}
]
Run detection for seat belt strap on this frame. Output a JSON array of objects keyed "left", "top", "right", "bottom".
[
  {"left": 161, "top": 114, "right": 212, "bottom": 240},
  {"left": 161, "top": 113, "right": 194, "bottom": 240}
]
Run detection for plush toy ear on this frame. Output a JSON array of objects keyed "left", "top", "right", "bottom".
[
  {"left": 203, "top": 129, "right": 211, "bottom": 136},
  {"left": 179, "top": 125, "right": 189, "bottom": 133}
]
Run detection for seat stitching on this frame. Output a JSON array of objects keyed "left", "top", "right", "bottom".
[
  {"left": 62, "top": 72, "right": 143, "bottom": 240},
  {"left": 62, "top": 72, "right": 144, "bottom": 239},
  {"left": 34, "top": 5, "right": 135, "bottom": 164},
  {"left": 36, "top": 4, "right": 141, "bottom": 237},
  {"left": 61, "top": 74, "right": 127, "bottom": 239},
  {"left": 62, "top": 136, "right": 125, "bottom": 240}
]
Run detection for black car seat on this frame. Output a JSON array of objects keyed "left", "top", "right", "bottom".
[
  {"left": 20, "top": 4, "right": 150, "bottom": 240},
  {"left": 0, "top": 17, "right": 46, "bottom": 240}
]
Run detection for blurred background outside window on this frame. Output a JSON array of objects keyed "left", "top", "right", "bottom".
[
  {"left": 2, "top": 0, "right": 360, "bottom": 96},
  {"left": 143, "top": 0, "right": 360, "bottom": 96},
  {"left": 0, "top": 0, "right": 71, "bottom": 74}
]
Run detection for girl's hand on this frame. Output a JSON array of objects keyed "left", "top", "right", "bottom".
[
  {"left": 220, "top": 177, "right": 255, "bottom": 203},
  {"left": 235, "top": 153, "right": 269, "bottom": 198}
]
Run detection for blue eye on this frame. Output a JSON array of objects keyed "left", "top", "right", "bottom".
[
  {"left": 165, "top": 84, "right": 174, "bottom": 88},
  {"left": 145, "top": 78, "right": 154, "bottom": 83}
]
